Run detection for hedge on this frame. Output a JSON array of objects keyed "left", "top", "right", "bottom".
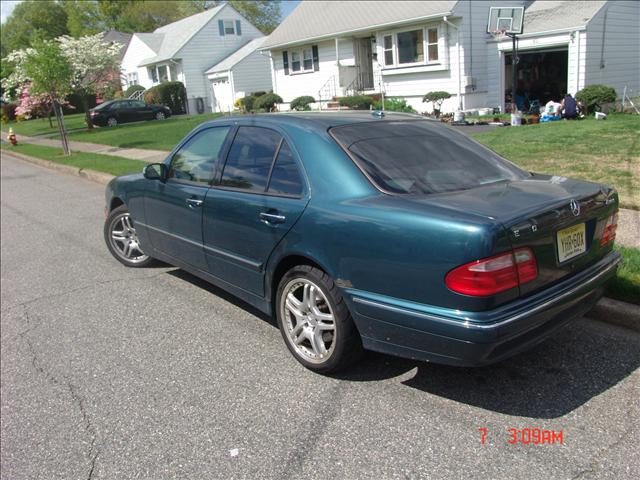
[
  {"left": 254, "top": 93, "right": 283, "bottom": 112},
  {"left": 143, "top": 81, "right": 187, "bottom": 114},
  {"left": 575, "top": 84, "right": 617, "bottom": 114},
  {"left": 290, "top": 95, "right": 315, "bottom": 111},
  {"left": 338, "top": 95, "right": 374, "bottom": 110}
]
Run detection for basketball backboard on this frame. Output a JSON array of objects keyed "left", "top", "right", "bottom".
[{"left": 487, "top": 6, "right": 524, "bottom": 35}]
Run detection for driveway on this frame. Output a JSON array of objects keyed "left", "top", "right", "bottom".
[{"left": 1, "top": 154, "right": 639, "bottom": 479}]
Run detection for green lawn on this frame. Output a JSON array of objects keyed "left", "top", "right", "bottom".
[
  {"left": 2, "top": 112, "right": 223, "bottom": 151},
  {"left": 473, "top": 114, "right": 640, "bottom": 210},
  {"left": 607, "top": 246, "right": 640, "bottom": 305},
  {"left": 2, "top": 113, "right": 89, "bottom": 136},
  {"left": 1, "top": 143, "right": 144, "bottom": 177}
]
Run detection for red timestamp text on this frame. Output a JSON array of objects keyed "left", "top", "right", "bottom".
[{"left": 479, "top": 427, "right": 564, "bottom": 445}]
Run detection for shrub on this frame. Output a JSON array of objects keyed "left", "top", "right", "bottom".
[
  {"left": 422, "top": 91, "right": 452, "bottom": 117},
  {"left": 372, "top": 98, "right": 415, "bottom": 113},
  {"left": 254, "top": 93, "right": 283, "bottom": 112},
  {"left": 576, "top": 84, "right": 617, "bottom": 114},
  {"left": 290, "top": 95, "right": 315, "bottom": 111},
  {"left": 124, "top": 84, "right": 145, "bottom": 98},
  {"left": 338, "top": 95, "right": 374, "bottom": 110},
  {"left": 1, "top": 103, "right": 17, "bottom": 123},
  {"left": 252, "top": 91, "right": 267, "bottom": 98},
  {"left": 237, "top": 95, "right": 256, "bottom": 113},
  {"left": 143, "top": 81, "right": 186, "bottom": 113}
]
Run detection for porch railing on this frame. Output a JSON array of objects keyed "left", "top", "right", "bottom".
[
  {"left": 317, "top": 75, "right": 337, "bottom": 109},
  {"left": 129, "top": 89, "right": 146, "bottom": 101},
  {"left": 345, "top": 71, "right": 385, "bottom": 97}
]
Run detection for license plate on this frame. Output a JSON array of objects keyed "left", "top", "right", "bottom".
[{"left": 557, "top": 223, "right": 586, "bottom": 262}]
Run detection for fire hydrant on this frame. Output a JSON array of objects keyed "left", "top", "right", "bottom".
[{"left": 7, "top": 128, "right": 17, "bottom": 146}]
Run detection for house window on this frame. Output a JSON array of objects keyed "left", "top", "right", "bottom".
[
  {"left": 157, "top": 65, "right": 169, "bottom": 83},
  {"left": 126, "top": 72, "right": 138, "bottom": 87},
  {"left": 382, "top": 27, "right": 440, "bottom": 68},
  {"left": 397, "top": 29, "right": 424, "bottom": 64},
  {"left": 290, "top": 48, "right": 314, "bottom": 73},
  {"left": 383, "top": 35, "right": 393, "bottom": 66},
  {"left": 427, "top": 28, "right": 439, "bottom": 61},
  {"left": 224, "top": 20, "right": 235, "bottom": 35}
]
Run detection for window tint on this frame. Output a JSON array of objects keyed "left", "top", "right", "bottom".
[
  {"left": 330, "top": 121, "right": 528, "bottom": 195},
  {"left": 268, "top": 142, "right": 303, "bottom": 196},
  {"left": 169, "top": 127, "right": 230, "bottom": 184},
  {"left": 221, "top": 127, "right": 281, "bottom": 192}
]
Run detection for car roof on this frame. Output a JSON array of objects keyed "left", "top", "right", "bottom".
[{"left": 200, "top": 111, "right": 438, "bottom": 133}]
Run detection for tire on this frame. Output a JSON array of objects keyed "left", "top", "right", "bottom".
[
  {"left": 104, "top": 205, "right": 155, "bottom": 268},
  {"left": 155, "top": 111, "right": 166, "bottom": 120},
  {"left": 276, "top": 265, "right": 363, "bottom": 373},
  {"left": 107, "top": 117, "right": 117, "bottom": 127}
]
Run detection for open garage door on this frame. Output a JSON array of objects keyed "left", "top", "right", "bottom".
[{"left": 505, "top": 47, "right": 568, "bottom": 112}]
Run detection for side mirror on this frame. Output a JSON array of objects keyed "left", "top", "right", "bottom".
[{"left": 143, "top": 163, "right": 166, "bottom": 181}]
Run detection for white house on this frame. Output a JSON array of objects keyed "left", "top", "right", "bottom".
[
  {"left": 120, "top": 4, "right": 273, "bottom": 114},
  {"left": 261, "top": 0, "right": 640, "bottom": 113},
  {"left": 205, "top": 37, "right": 272, "bottom": 113}
]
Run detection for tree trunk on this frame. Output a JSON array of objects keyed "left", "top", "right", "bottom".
[
  {"left": 48, "top": 105, "right": 54, "bottom": 128},
  {"left": 82, "top": 94, "right": 94, "bottom": 130},
  {"left": 53, "top": 101, "right": 71, "bottom": 156}
]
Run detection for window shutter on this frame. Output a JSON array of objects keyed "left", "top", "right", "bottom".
[
  {"left": 218, "top": 20, "right": 225, "bottom": 36},
  {"left": 312, "top": 45, "right": 319, "bottom": 71},
  {"left": 283, "top": 51, "right": 289, "bottom": 75},
  {"left": 236, "top": 20, "right": 242, "bottom": 35}
]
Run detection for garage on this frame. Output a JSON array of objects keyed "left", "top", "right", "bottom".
[
  {"left": 210, "top": 78, "right": 234, "bottom": 113},
  {"left": 504, "top": 47, "right": 568, "bottom": 112}
]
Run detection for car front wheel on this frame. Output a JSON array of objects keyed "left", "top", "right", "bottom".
[
  {"left": 107, "top": 117, "right": 117, "bottom": 127},
  {"left": 276, "top": 265, "right": 362, "bottom": 373},
  {"left": 104, "top": 205, "right": 154, "bottom": 267},
  {"left": 155, "top": 111, "right": 166, "bottom": 120}
]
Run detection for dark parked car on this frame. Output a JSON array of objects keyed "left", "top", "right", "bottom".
[
  {"left": 103, "top": 112, "right": 620, "bottom": 373},
  {"left": 90, "top": 99, "right": 171, "bottom": 127}
]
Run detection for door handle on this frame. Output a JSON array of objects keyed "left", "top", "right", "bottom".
[
  {"left": 260, "top": 212, "right": 286, "bottom": 224},
  {"left": 186, "top": 198, "right": 203, "bottom": 208}
]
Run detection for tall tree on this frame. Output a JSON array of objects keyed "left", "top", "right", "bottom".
[
  {"left": 0, "top": 1, "right": 69, "bottom": 57},
  {"left": 63, "top": 0, "right": 104, "bottom": 37},
  {"left": 228, "top": 1, "right": 281, "bottom": 34}
]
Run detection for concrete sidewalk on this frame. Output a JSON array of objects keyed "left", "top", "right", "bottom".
[{"left": 12, "top": 133, "right": 170, "bottom": 163}]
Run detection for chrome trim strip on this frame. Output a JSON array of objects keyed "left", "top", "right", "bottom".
[{"left": 352, "top": 254, "right": 621, "bottom": 331}]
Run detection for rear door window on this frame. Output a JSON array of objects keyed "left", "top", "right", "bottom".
[
  {"left": 330, "top": 121, "right": 527, "bottom": 194},
  {"left": 267, "top": 141, "right": 303, "bottom": 196}
]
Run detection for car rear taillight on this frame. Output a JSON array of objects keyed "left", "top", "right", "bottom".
[
  {"left": 445, "top": 248, "right": 538, "bottom": 296},
  {"left": 600, "top": 212, "right": 618, "bottom": 247}
]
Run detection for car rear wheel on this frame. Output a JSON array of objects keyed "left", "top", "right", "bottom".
[
  {"left": 104, "top": 205, "right": 154, "bottom": 267},
  {"left": 276, "top": 265, "right": 362, "bottom": 373},
  {"left": 107, "top": 117, "right": 117, "bottom": 127},
  {"left": 155, "top": 111, "right": 166, "bottom": 120}
]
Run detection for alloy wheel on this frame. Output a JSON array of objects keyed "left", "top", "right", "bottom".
[
  {"left": 280, "top": 279, "right": 336, "bottom": 364},
  {"left": 156, "top": 112, "right": 165, "bottom": 120},
  {"left": 108, "top": 213, "right": 149, "bottom": 264},
  {"left": 107, "top": 117, "right": 117, "bottom": 127}
]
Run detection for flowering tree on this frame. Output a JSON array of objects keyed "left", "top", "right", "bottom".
[
  {"left": 1, "top": 39, "right": 73, "bottom": 154},
  {"left": 58, "top": 34, "right": 122, "bottom": 129},
  {"left": 15, "top": 83, "right": 73, "bottom": 126}
]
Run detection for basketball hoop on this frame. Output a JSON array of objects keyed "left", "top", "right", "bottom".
[{"left": 489, "top": 27, "right": 508, "bottom": 40}]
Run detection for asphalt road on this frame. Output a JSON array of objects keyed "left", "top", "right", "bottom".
[{"left": 1, "top": 153, "right": 639, "bottom": 480}]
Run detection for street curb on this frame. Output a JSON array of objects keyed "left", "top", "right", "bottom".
[
  {"left": 2, "top": 149, "right": 114, "bottom": 185},
  {"left": 586, "top": 297, "right": 640, "bottom": 332}
]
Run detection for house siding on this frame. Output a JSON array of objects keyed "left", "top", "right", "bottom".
[
  {"left": 584, "top": 1, "right": 640, "bottom": 98},
  {"left": 177, "top": 4, "right": 264, "bottom": 113},
  {"left": 120, "top": 36, "right": 157, "bottom": 90},
  {"left": 272, "top": 40, "right": 339, "bottom": 103},
  {"left": 231, "top": 50, "right": 274, "bottom": 97}
]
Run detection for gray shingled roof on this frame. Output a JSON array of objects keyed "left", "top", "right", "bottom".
[
  {"left": 262, "top": 1, "right": 458, "bottom": 49},
  {"left": 205, "top": 38, "right": 266, "bottom": 74},
  {"left": 101, "top": 30, "right": 132, "bottom": 61},
  {"left": 138, "top": 4, "right": 225, "bottom": 66},
  {"left": 522, "top": 0, "right": 606, "bottom": 35}
]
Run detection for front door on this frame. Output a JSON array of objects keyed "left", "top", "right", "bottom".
[
  {"left": 355, "top": 38, "right": 374, "bottom": 90},
  {"left": 203, "top": 125, "right": 309, "bottom": 296},
  {"left": 144, "top": 126, "right": 232, "bottom": 270}
]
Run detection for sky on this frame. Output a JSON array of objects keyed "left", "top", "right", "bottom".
[{"left": 0, "top": 0, "right": 301, "bottom": 24}]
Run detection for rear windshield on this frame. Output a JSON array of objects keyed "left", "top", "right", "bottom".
[
  {"left": 93, "top": 100, "right": 116, "bottom": 111},
  {"left": 330, "top": 120, "right": 528, "bottom": 195}
]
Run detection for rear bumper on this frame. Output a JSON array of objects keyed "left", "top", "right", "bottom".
[{"left": 344, "top": 251, "right": 621, "bottom": 366}]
